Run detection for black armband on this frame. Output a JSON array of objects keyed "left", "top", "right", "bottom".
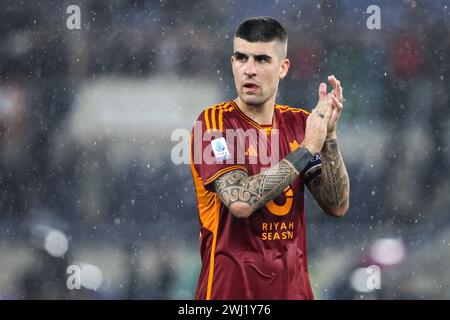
[{"left": 284, "top": 146, "right": 314, "bottom": 173}]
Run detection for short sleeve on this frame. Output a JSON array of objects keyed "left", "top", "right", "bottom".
[{"left": 190, "top": 108, "right": 247, "bottom": 189}]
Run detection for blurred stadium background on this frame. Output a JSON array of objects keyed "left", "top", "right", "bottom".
[{"left": 0, "top": 0, "right": 449, "bottom": 299}]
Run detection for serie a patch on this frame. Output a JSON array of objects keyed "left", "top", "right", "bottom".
[{"left": 211, "top": 137, "right": 231, "bottom": 161}]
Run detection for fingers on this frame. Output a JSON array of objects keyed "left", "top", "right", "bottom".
[
  {"left": 331, "top": 95, "right": 343, "bottom": 111},
  {"left": 335, "top": 80, "right": 343, "bottom": 101},
  {"left": 328, "top": 75, "right": 343, "bottom": 102},
  {"left": 310, "top": 107, "right": 323, "bottom": 118},
  {"left": 318, "top": 82, "right": 327, "bottom": 100},
  {"left": 323, "top": 102, "right": 333, "bottom": 122},
  {"left": 327, "top": 75, "right": 337, "bottom": 92},
  {"left": 315, "top": 94, "right": 332, "bottom": 115}
]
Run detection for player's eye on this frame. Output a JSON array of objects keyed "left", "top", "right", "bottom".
[
  {"left": 235, "top": 54, "right": 247, "bottom": 61},
  {"left": 255, "top": 56, "right": 270, "bottom": 63}
]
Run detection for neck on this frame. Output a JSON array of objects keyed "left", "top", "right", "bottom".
[{"left": 235, "top": 96, "right": 275, "bottom": 126}]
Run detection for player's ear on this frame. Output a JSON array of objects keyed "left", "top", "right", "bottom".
[
  {"left": 230, "top": 55, "right": 235, "bottom": 75},
  {"left": 279, "top": 58, "right": 290, "bottom": 79}
]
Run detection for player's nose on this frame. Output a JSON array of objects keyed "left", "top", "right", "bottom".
[{"left": 244, "top": 58, "right": 257, "bottom": 77}]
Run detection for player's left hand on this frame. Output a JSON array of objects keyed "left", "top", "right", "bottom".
[{"left": 326, "top": 75, "right": 344, "bottom": 139}]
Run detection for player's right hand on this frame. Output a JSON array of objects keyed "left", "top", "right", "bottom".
[{"left": 301, "top": 83, "right": 333, "bottom": 154}]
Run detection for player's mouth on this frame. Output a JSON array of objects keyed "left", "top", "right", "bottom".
[{"left": 243, "top": 82, "right": 259, "bottom": 93}]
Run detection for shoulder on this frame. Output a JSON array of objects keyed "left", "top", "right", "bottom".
[
  {"left": 195, "top": 101, "right": 236, "bottom": 132},
  {"left": 275, "top": 104, "right": 311, "bottom": 125},
  {"left": 275, "top": 104, "right": 310, "bottom": 116}
]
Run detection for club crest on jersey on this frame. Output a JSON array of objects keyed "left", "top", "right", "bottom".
[{"left": 211, "top": 137, "right": 231, "bottom": 161}]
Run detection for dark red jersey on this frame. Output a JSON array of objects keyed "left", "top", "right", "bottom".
[{"left": 190, "top": 100, "right": 321, "bottom": 300}]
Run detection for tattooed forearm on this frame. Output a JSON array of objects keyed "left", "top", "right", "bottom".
[
  {"left": 214, "top": 147, "right": 313, "bottom": 218},
  {"left": 214, "top": 160, "right": 297, "bottom": 211},
  {"left": 307, "top": 138, "right": 350, "bottom": 216}
]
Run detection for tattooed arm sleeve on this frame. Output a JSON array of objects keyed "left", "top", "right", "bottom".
[
  {"left": 213, "top": 146, "right": 313, "bottom": 219},
  {"left": 306, "top": 138, "right": 350, "bottom": 217}
]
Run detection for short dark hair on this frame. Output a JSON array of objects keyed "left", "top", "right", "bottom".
[{"left": 235, "top": 16, "right": 288, "bottom": 43}]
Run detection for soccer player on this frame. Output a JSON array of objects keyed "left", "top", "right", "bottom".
[{"left": 190, "top": 16, "right": 350, "bottom": 300}]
